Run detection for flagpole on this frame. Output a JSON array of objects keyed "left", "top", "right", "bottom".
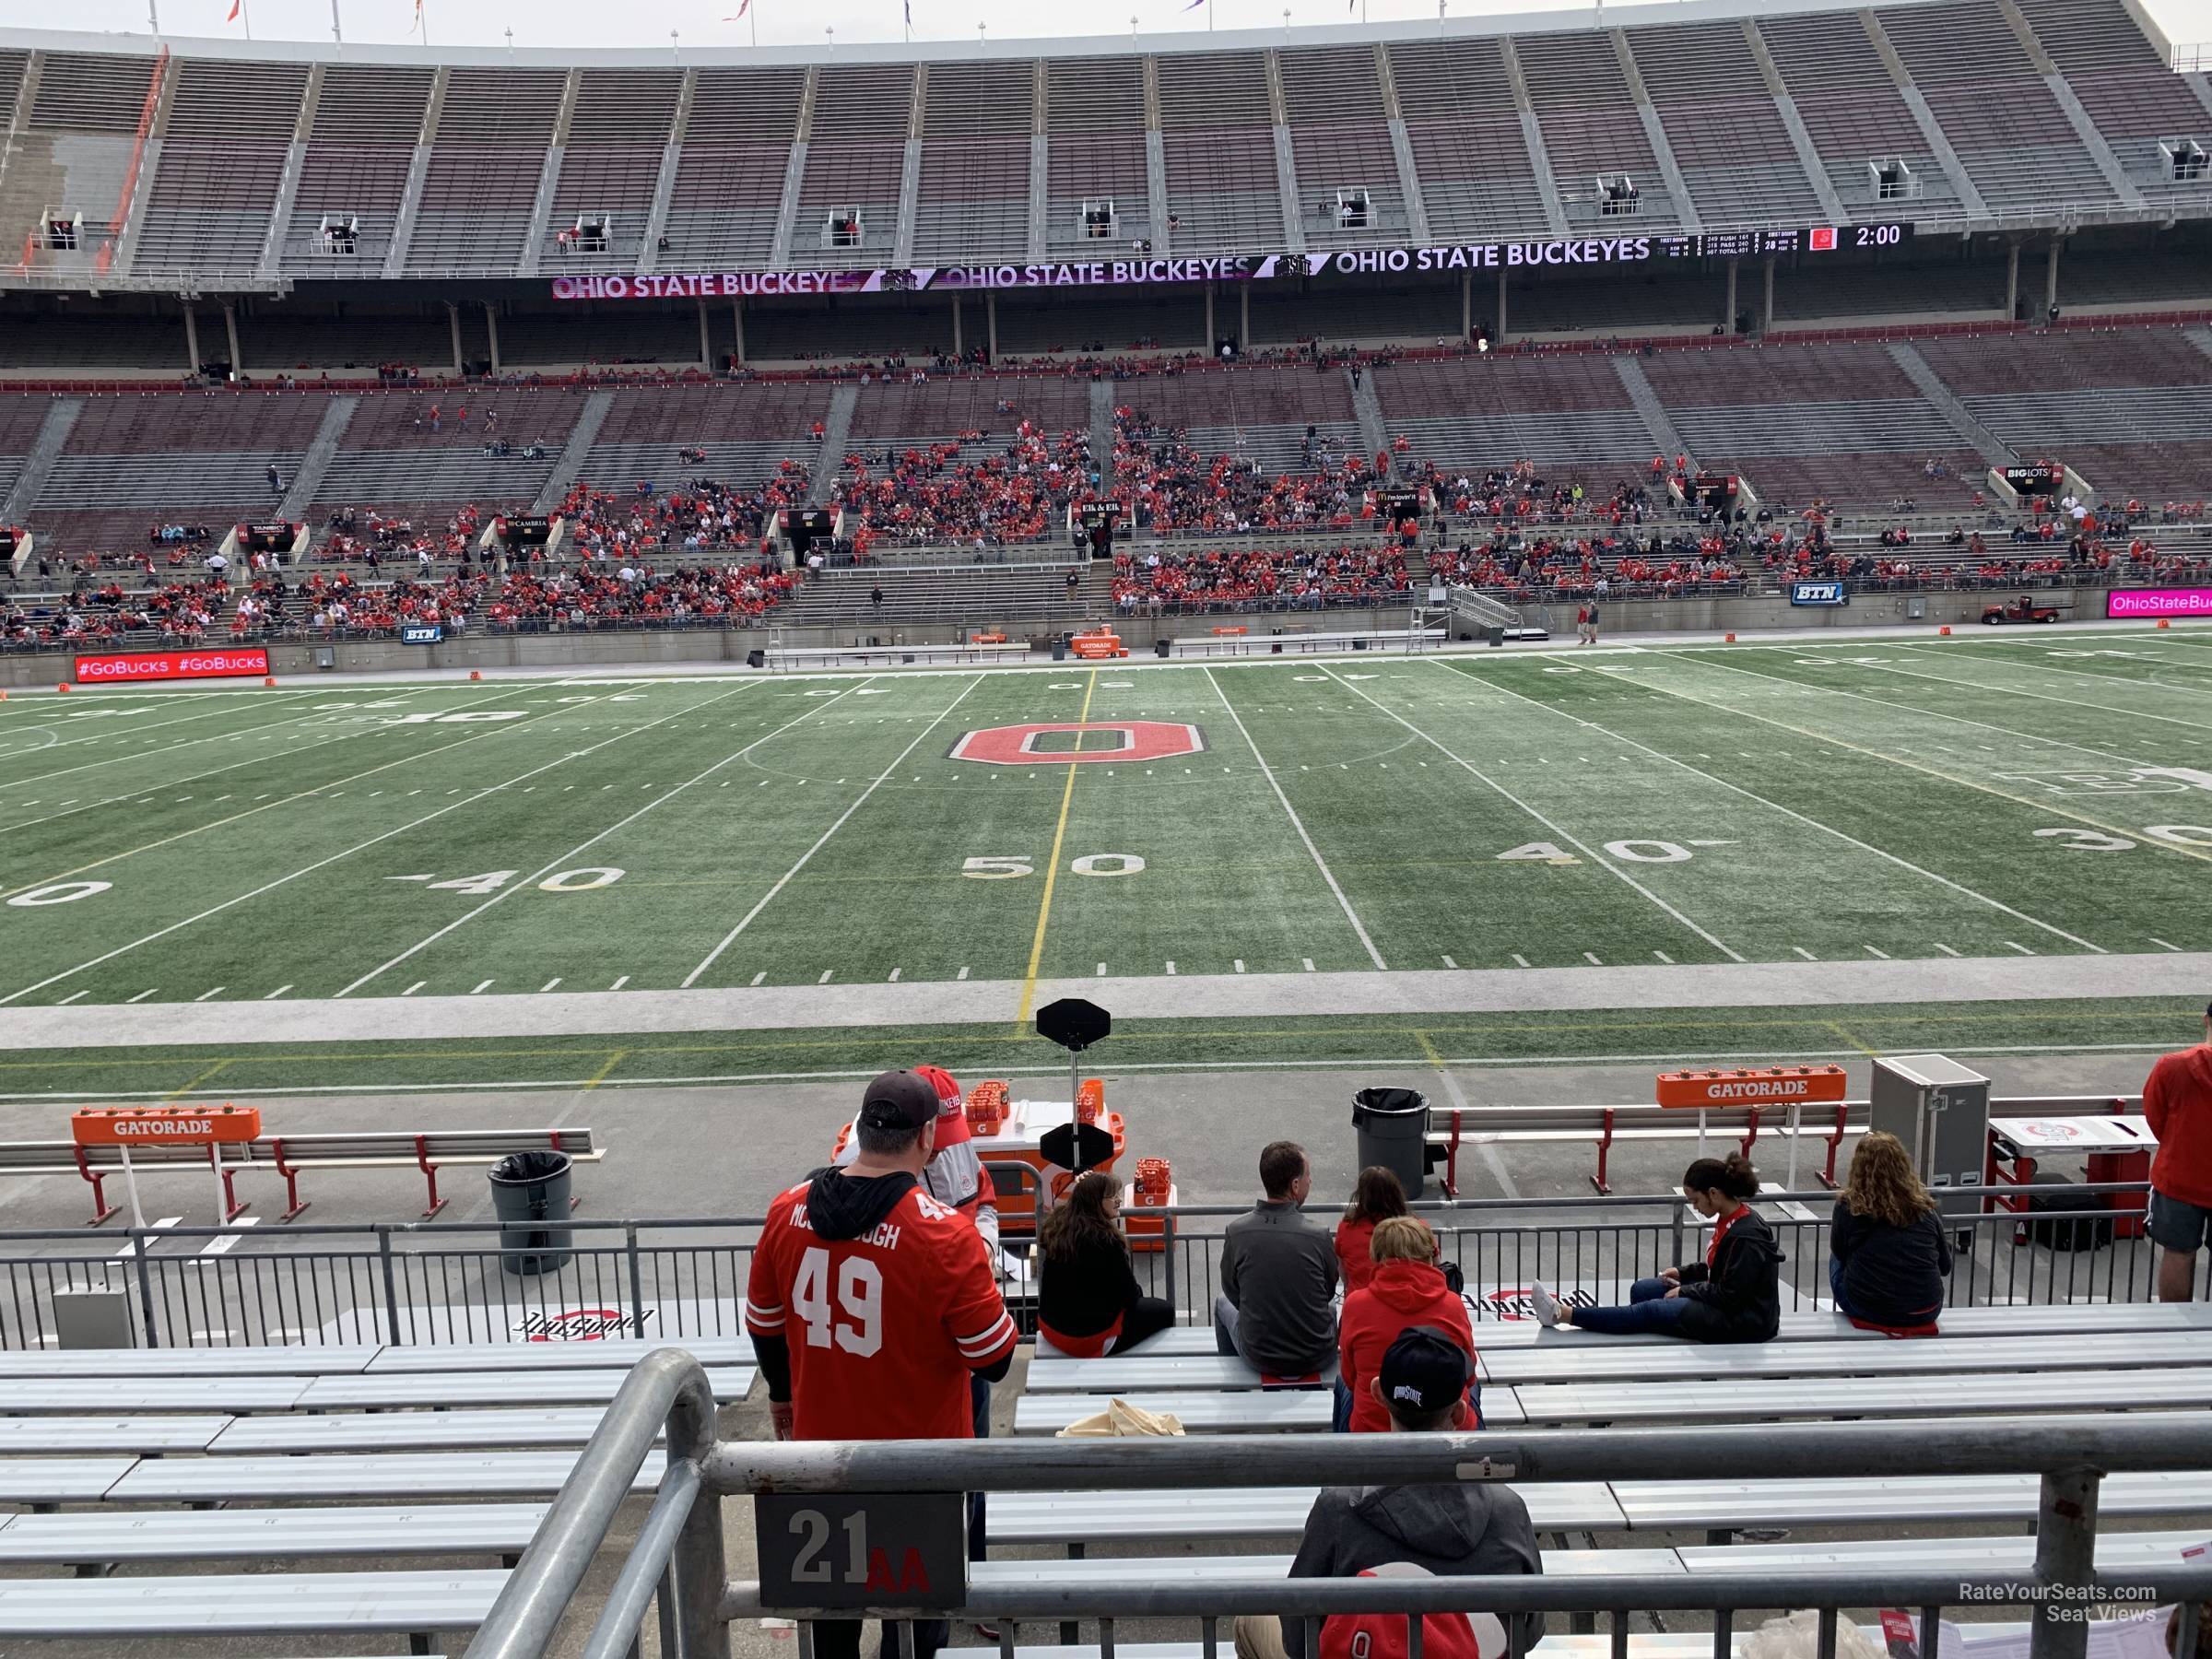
[{"left": 330, "top": 0, "right": 342, "bottom": 44}]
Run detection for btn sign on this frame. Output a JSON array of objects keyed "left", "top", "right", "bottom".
[{"left": 949, "top": 722, "right": 1205, "bottom": 766}]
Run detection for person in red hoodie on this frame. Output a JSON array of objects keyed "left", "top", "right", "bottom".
[
  {"left": 1336, "top": 1217, "right": 1479, "bottom": 1433},
  {"left": 2145, "top": 1003, "right": 2212, "bottom": 1302},
  {"left": 1333, "top": 1166, "right": 1409, "bottom": 1295}
]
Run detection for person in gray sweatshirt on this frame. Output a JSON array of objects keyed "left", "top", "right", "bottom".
[
  {"left": 1214, "top": 1141, "right": 1340, "bottom": 1377},
  {"left": 1234, "top": 1326, "right": 1545, "bottom": 1659}
]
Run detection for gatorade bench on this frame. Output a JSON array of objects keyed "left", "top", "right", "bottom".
[{"left": 7, "top": 1124, "right": 605, "bottom": 1223}]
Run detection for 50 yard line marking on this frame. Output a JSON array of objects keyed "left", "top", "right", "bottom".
[
  {"left": 1319, "top": 665, "right": 1746, "bottom": 963},
  {"left": 1013, "top": 669, "right": 1098, "bottom": 1027},
  {"left": 1443, "top": 659, "right": 2110, "bottom": 955},
  {"left": 1202, "top": 665, "right": 1386, "bottom": 971},
  {"left": 683, "top": 676, "right": 985, "bottom": 991}
]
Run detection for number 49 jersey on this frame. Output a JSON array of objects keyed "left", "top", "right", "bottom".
[{"left": 747, "top": 1173, "right": 1018, "bottom": 1441}]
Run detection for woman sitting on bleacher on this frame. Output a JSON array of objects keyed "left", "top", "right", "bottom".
[
  {"left": 1035, "top": 1171, "right": 1177, "bottom": 1357},
  {"left": 1828, "top": 1131, "right": 1953, "bottom": 1333},
  {"left": 1530, "top": 1153, "right": 1782, "bottom": 1342},
  {"left": 1337, "top": 1218, "right": 1480, "bottom": 1432},
  {"left": 1334, "top": 1166, "right": 1409, "bottom": 1294}
]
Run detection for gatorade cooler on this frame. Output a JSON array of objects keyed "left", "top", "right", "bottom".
[{"left": 1124, "top": 1155, "right": 1175, "bottom": 1255}]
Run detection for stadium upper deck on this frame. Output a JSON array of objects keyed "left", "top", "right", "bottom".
[{"left": 1, "top": 0, "right": 2207, "bottom": 300}]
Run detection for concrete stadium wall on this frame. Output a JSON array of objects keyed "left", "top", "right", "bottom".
[{"left": 0, "top": 586, "right": 2120, "bottom": 687}]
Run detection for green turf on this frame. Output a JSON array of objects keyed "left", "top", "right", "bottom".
[
  {"left": 0, "top": 994, "right": 2194, "bottom": 1100},
  {"left": 3, "top": 629, "right": 2212, "bottom": 1009}
]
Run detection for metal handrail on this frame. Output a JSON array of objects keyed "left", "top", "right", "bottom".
[
  {"left": 581, "top": 1456, "right": 702, "bottom": 1659},
  {"left": 465, "top": 1345, "right": 727, "bottom": 1659}
]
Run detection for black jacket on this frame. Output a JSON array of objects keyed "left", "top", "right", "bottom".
[
  {"left": 1830, "top": 1198, "right": 1953, "bottom": 1327},
  {"left": 1671, "top": 1208, "right": 1783, "bottom": 1343},
  {"left": 1039, "top": 1230, "right": 1145, "bottom": 1340}
]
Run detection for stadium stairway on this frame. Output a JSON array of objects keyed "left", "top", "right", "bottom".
[
  {"left": 0, "top": 401, "right": 82, "bottom": 531},
  {"left": 274, "top": 394, "right": 360, "bottom": 524}
]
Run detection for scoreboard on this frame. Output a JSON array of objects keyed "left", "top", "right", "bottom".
[{"left": 1660, "top": 224, "right": 1913, "bottom": 259}]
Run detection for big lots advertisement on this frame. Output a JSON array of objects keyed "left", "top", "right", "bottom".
[{"left": 75, "top": 648, "right": 270, "bottom": 684}]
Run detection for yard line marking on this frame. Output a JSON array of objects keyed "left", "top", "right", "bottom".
[
  {"left": 402, "top": 981, "right": 425, "bottom": 996},
  {"left": 1512, "top": 954, "right": 1531, "bottom": 968},
  {"left": 1793, "top": 947, "right": 1818, "bottom": 960},
  {"left": 1008, "top": 670, "right": 1099, "bottom": 1026},
  {"left": 2004, "top": 941, "right": 2035, "bottom": 955},
  {"left": 471, "top": 980, "right": 494, "bottom": 994},
  {"left": 1934, "top": 944, "right": 1962, "bottom": 957},
  {"left": 335, "top": 683, "right": 771, "bottom": 999},
  {"left": 262, "top": 985, "right": 291, "bottom": 1000},
  {"left": 685, "top": 677, "right": 982, "bottom": 993},
  {"left": 0, "top": 696, "right": 653, "bottom": 1005},
  {"left": 2150, "top": 937, "right": 2183, "bottom": 952},
  {"left": 540, "top": 979, "right": 561, "bottom": 993},
  {"left": 115, "top": 1219, "right": 180, "bottom": 1259},
  {"left": 194, "top": 986, "right": 225, "bottom": 1002},
  {"left": 1205, "top": 667, "right": 1394, "bottom": 969},
  {"left": 1334, "top": 665, "right": 1745, "bottom": 962},
  {"left": 196, "top": 1217, "right": 261, "bottom": 1257},
  {"left": 126, "top": 988, "right": 157, "bottom": 1004},
  {"left": 0, "top": 684, "right": 590, "bottom": 907}
]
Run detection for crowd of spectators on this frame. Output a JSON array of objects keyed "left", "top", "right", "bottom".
[
  {"left": 1, "top": 572, "right": 232, "bottom": 651},
  {"left": 1112, "top": 408, "right": 1378, "bottom": 535},
  {"left": 1112, "top": 544, "right": 1411, "bottom": 615},
  {"left": 834, "top": 424, "right": 1096, "bottom": 548}
]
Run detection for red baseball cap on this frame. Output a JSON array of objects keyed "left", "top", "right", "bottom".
[{"left": 912, "top": 1064, "right": 971, "bottom": 1147}]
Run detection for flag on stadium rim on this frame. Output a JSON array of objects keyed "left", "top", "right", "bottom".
[
  {"left": 225, "top": 0, "right": 240, "bottom": 18},
  {"left": 722, "top": 0, "right": 748, "bottom": 16}
]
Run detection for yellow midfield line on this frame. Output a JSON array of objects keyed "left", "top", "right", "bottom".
[{"left": 1013, "top": 668, "right": 1098, "bottom": 1030}]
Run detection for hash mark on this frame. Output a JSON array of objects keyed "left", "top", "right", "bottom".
[
  {"left": 888, "top": 968, "right": 901, "bottom": 982},
  {"left": 818, "top": 970, "right": 833, "bottom": 984},
  {"left": 1164, "top": 961, "right": 1176, "bottom": 975},
  {"left": 541, "top": 979, "right": 561, "bottom": 993},
  {"left": 402, "top": 981, "right": 425, "bottom": 995},
  {"left": 56, "top": 989, "right": 87, "bottom": 1005},
  {"left": 1512, "top": 954, "right": 1531, "bottom": 968},
  {"left": 611, "top": 975, "right": 630, "bottom": 990},
  {"left": 2003, "top": 941, "right": 2035, "bottom": 955},
  {"left": 263, "top": 984, "right": 292, "bottom": 1000},
  {"left": 195, "top": 986, "right": 225, "bottom": 1002},
  {"left": 1934, "top": 944, "right": 1962, "bottom": 957},
  {"left": 1583, "top": 952, "right": 1603, "bottom": 965},
  {"left": 1864, "top": 946, "right": 1890, "bottom": 959},
  {"left": 471, "top": 979, "right": 494, "bottom": 994},
  {"left": 1653, "top": 950, "right": 1673, "bottom": 963},
  {"left": 958, "top": 966, "right": 970, "bottom": 980},
  {"left": 1441, "top": 955, "right": 1458, "bottom": 969},
  {"left": 1792, "top": 947, "right": 1818, "bottom": 960},
  {"left": 127, "top": 988, "right": 157, "bottom": 1004},
  {"left": 2150, "top": 937, "right": 2183, "bottom": 952},
  {"left": 1233, "top": 959, "right": 1246, "bottom": 973}
]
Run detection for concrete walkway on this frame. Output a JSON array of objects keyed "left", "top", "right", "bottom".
[{"left": 4, "top": 948, "right": 2205, "bottom": 1051}]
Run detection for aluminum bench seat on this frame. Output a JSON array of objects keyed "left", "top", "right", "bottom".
[
  {"left": 0, "top": 1503, "right": 548, "bottom": 1563},
  {"left": 209, "top": 1406, "right": 628, "bottom": 1453},
  {"left": 0, "top": 1418, "right": 229, "bottom": 1454},
  {"left": 989, "top": 1482, "right": 1625, "bottom": 1544},
  {"left": 294, "top": 1364, "right": 753, "bottom": 1410},
  {"left": 366, "top": 1335, "right": 755, "bottom": 1371},
  {"left": 0, "top": 1569, "right": 507, "bottom": 1638},
  {"left": 0, "top": 1347, "right": 380, "bottom": 1378},
  {"left": 0, "top": 1378, "right": 312, "bottom": 1414},
  {"left": 971, "top": 1548, "right": 1681, "bottom": 1588},
  {"left": 1481, "top": 1330, "right": 2212, "bottom": 1386},
  {"left": 1677, "top": 1528, "right": 2209, "bottom": 1575},
  {"left": 1023, "top": 1356, "right": 1337, "bottom": 1394},
  {"left": 1512, "top": 1367, "right": 2212, "bottom": 1425},
  {"left": 0, "top": 1459, "right": 137, "bottom": 1506},
  {"left": 107, "top": 1449, "right": 667, "bottom": 1502},
  {"left": 1611, "top": 1469, "right": 2207, "bottom": 1531},
  {"left": 1011, "top": 1390, "right": 1526, "bottom": 1436}
]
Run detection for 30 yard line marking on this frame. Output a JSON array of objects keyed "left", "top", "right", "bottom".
[
  {"left": 1617, "top": 653, "right": 2212, "bottom": 872},
  {"left": 337, "top": 681, "right": 771, "bottom": 997},
  {"left": 1328, "top": 665, "right": 1745, "bottom": 962},
  {"left": 1456, "top": 656, "right": 2113, "bottom": 957},
  {"left": 1202, "top": 666, "right": 1388, "bottom": 971},
  {"left": 0, "top": 692, "right": 642, "bottom": 1006},
  {"left": 683, "top": 677, "right": 983, "bottom": 993}
]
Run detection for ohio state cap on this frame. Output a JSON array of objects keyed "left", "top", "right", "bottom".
[{"left": 858, "top": 1069, "right": 940, "bottom": 1132}]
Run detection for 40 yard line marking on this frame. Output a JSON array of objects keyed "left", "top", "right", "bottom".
[
  {"left": 684, "top": 676, "right": 985, "bottom": 991},
  {"left": 0, "top": 689, "right": 644, "bottom": 1006},
  {"left": 1444, "top": 660, "right": 2111, "bottom": 956},
  {"left": 1320, "top": 665, "right": 1745, "bottom": 963},
  {"left": 1202, "top": 666, "right": 1386, "bottom": 971},
  {"left": 337, "top": 679, "right": 775, "bottom": 997},
  {"left": 1011, "top": 669, "right": 1099, "bottom": 1027}
]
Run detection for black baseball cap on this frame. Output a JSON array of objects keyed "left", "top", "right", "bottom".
[
  {"left": 858, "top": 1069, "right": 941, "bottom": 1133},
  {"left": 1380, "top": 1325, "right": 1471, "bottom": 1417}
]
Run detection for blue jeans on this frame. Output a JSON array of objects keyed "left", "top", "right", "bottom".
[
  {"left": 1827, "top": 1255, "right": 1864, "bottom": 1322},
  {"left": 1571, "top": 1276, "right": 1696, "bottom": 1335}
]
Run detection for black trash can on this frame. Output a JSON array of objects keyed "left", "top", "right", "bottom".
[
  {"left": 1051, "top": 638, "right": 1067, "bottom": 662},
  {"left": 488, "top": 1150, "right": 573, "bottom": 1276},
  {"left": 1351, "top": 1088, "right": 1430, "bottom": 1199}
]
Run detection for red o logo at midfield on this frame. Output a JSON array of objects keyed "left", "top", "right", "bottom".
[{"left": 950, "top": 722, "right": 1206, "bottom": 766}]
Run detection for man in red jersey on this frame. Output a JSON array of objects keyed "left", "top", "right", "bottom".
[
  {"left": 748, "top": 1069, "right": 1018, "bottom": 1659},
  {"left": 2146, "top": 1002, "right": 2212, "bottom": 1302}
]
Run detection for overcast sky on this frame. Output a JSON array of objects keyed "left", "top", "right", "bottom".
[{"left": 41, "top": 0, "right": 2212, "bottom": 56}]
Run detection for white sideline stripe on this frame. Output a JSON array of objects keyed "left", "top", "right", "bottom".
[
  {"left": 682, "top": 677, "right": 982, "bottom": 989},
  {"left": 1465, "top": 657, "right": 2115, "bottom": 958},
  {"left": 334, "top": 684, "right": 764, "bottom": 997},
  {"left": 197, "top": 1218, "right": 261, "bottom": 1257},
  {"left": 1557, "top": 659, "right": 2115, "bottom": 956},
  {"left": 0, "top": 692, "right": 618, "bottom": 1001},
  {"left": 1336, "top": 666, "right": 1745, "bottom": 962},
  {"left": 115, "top": 1218, "right": 181, "bottom": 1260},
  {"left": 1201, "top": 666, "right": 1388, "bottom": 971}
]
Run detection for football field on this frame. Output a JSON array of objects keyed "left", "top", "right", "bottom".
[{"left": 4, "top": 628, "right": 2212, "bottom": 1020}]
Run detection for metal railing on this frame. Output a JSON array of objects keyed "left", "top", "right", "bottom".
[
  {"left": 472, "top": 1384, "right": 2212, "bottom": 1659},
  {"left": 0, "top": 1181, "right": 2198, "bottom": 1352}
]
